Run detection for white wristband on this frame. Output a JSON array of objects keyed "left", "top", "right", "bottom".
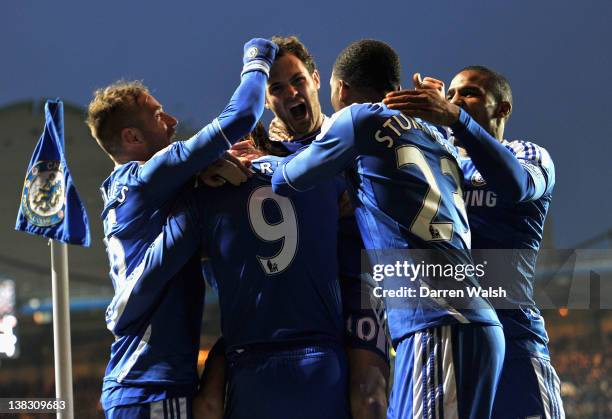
[{"left": 241, "top": 59, "right": 271, "bottom": 78}]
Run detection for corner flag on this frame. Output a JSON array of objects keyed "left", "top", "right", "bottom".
[{"left": 15, "top": 99, "right": 90, "bottom": 247}]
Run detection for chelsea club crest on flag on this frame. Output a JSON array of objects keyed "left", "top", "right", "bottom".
[
  {"left": 21, "top": 160, "right": 65, "bottom": 227},
  {"left": 15, "top": 99, "right": 91, "bottom": 246}
]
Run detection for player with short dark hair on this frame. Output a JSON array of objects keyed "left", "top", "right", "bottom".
[
  {"left": 253, "top": 35, "right": 391, "bottom": 419},
  {"left": 458, "top": 65, "right": 513, "bottom": 107},
  {"left": 384, "top": 65, "right": 563, "bottom": 418},
  {"left": 90, "top": 38, "right": 277, "bottom": 419},
  {"left": 265, "top": 35, "right": 324, "bottom": 141},
  {"left": 332, "top": 39, "right": 401, "bottom": 95},
  {"left": 272, "top": 39, "right": 506, "bottom": 419}
]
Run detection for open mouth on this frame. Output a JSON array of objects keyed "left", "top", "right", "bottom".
[{"left": 289, "top": 103, "right": 307, "bottom": 120}]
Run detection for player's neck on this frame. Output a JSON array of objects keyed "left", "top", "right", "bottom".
[
  {"left": 482, "top": 122, "right": 504, "bottom": 142},
  {"left": 352, "top": 87, "right": 384, "bottom": 105},
  {"left": 491, "top": 118, "right": 506, "bottom": 141},
  {"left": 494, "top": 126, "right": 505, "bottom": 142}
]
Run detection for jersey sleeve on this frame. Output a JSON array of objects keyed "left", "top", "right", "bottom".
[
  {"left": 105, "top": 192, "right": 203, "bottom": 335},
  {"left": 451, "top": 108, "right": 552, "bottom": 202},
  {"left": 505, "top": 140, "right": 555, "bottom": 198},
  {"left": 137, "top": 70, "right": 268, "bottom": 207},
  {"left": 271, "top": 106, "right": 359, "bottom": 196}
]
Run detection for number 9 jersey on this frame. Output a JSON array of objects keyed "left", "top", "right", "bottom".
[
  {"left": 198, "top": 155, "right": 345, "bottom": 349},
  {"left": 198, "top": 154, "right": 350, "bottom": 418}
]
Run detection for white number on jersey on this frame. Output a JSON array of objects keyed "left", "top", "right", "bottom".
[
  {"left": 247, "top": 186, "right": 299, "bottom": 275},
  {"left": 105, "top": 235, "right": 127, "bottom": 288},
  {"left": 396, "top": 145, "right": 469, "bottom": 245},
  {"left": 440, "top": 157, "right": 470, "bottom": 246}
]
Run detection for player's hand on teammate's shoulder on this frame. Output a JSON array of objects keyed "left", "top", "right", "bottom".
[
  {"left": 199, "top": 152, "right": 253, "bottom": 187},
  {"left": 383, "top": 72, "right": 460, "bottom": 127}
]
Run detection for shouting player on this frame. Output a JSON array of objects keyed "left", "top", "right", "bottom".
[
  {"left": 385, "top": 65, "right": 564, "bottom": 418},
  {"left": 260, "top": 35, "right": 390, "bottom": 419},
  {"left": 86, "top": 38, "right": 277, "bottom": 419},
  {"left": 272, "top": 40, "right": 505, "bottom": 419}
]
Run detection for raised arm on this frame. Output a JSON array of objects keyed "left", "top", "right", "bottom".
[
  {"left": 272, "top": 107, "right": 358, "bottom": 196},
  {"left": 384, "top": 86, "right": 552, "bottom": 203},
  {"left": 138, "top": 38, "right": 277, "bottom": 202},
  {"left": 452, "top": 109, "right": 554, "bottom": 202}
]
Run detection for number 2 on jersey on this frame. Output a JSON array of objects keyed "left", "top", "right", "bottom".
[
  {"left": 247, "top": 186, "right": 299, "bottom": 275},
  {"left": 396, "top": 145, "right": 468, "bottom": 244}
]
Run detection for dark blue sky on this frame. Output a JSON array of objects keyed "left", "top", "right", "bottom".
[{"left": 2, "top": 0, "right": 611, "bottom": 248}]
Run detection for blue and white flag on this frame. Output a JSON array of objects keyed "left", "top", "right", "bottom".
[{"left": 15, "top": 100, "right": 91, "bottom": 246}]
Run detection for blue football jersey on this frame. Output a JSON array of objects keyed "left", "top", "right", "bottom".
[
  {"left": 272, "top": 103, "right": 500, "bottom": 344},
  {"left": 198, "top": 155, "right": 344, "bottom": 349},
  {"left": 283, "top": 126, "right": 364, "bottom": 282},
  {"left": 98, "top": 66, "right": 271, "bottom": 410},
  {"left": 100, "top": 120, "right": 238, "bottom": 410},
  {"left": 460, "top": 139, "right": 555, "bottom": 358},
  {"left": 292, "top": 128, "right": 389, "bottom": 359}
]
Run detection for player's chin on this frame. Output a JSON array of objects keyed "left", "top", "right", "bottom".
[{"left": 291, "top": 113, "right": 313, "bottom": 132}]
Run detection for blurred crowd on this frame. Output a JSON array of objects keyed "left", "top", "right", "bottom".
[{"left": 551, "top": 334, "right": 612, "bottom": 418}]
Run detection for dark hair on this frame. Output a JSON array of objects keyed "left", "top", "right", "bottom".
[
  {"left": 333, "top": 39, "right": 401, "bottom": 95},
  {"left": 460, "top": 65, "right": 513, "bottom": 106},
  {"left": 249, "top": 121, "right": 290, "bottom": 157},
  {"left": 271, "top": 35, "right": 316, "bottom": 74}
]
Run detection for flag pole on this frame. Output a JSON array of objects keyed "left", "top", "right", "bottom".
[{"left": 50, "top": 239, "right": 74, "bottom": 419}]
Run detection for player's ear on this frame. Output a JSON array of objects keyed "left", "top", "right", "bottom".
[
  {"left": 312, "top": 69, "right": 321, "bottom": 90},
  {"left": 120, "top": 127, "right": 143, "bottom": 145},
  {"left": 338, "top": 80, "right": 351, "bottom": 103},
  {"left": 496, "top": 101, "right": 512, "bottom": 120}
]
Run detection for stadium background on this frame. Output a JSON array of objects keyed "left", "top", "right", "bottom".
[{"left": 1, "top": 0, "right": 611, "bottom": 417}]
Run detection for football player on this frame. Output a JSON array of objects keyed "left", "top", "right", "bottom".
[
  {"left": 196, "top": 124, "right": 350, "bottom": 419},
  {"left": 384, "top": 65, "right": 564, "bottom": 418},
  {"left": 86, "top": 38, "right": 277, "bottom": 419},
  {"left": 272, "top": 40, "right": 505, "bottom": 419},
  {"left": 260, "top": 36, "right": 390, "bottom": 419},
  {"left": 114, "top": 122, "right": 352, "bottom": 419}
]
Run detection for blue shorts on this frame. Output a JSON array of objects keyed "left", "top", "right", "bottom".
[
  {"left": 105, "top": 397, "right": 191, "bottom": 419},
  {"left": 388, "top": 324, "right": 504, "bottom": 419},
  {"left": 493, "top": 356, "right": 564, "bottom": 419},
  {"left": 342, "top": 275, "right": 390, "bottom": 362},
  {"left": 225, "top": 342, "right": 350, "bottom": 419}
]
